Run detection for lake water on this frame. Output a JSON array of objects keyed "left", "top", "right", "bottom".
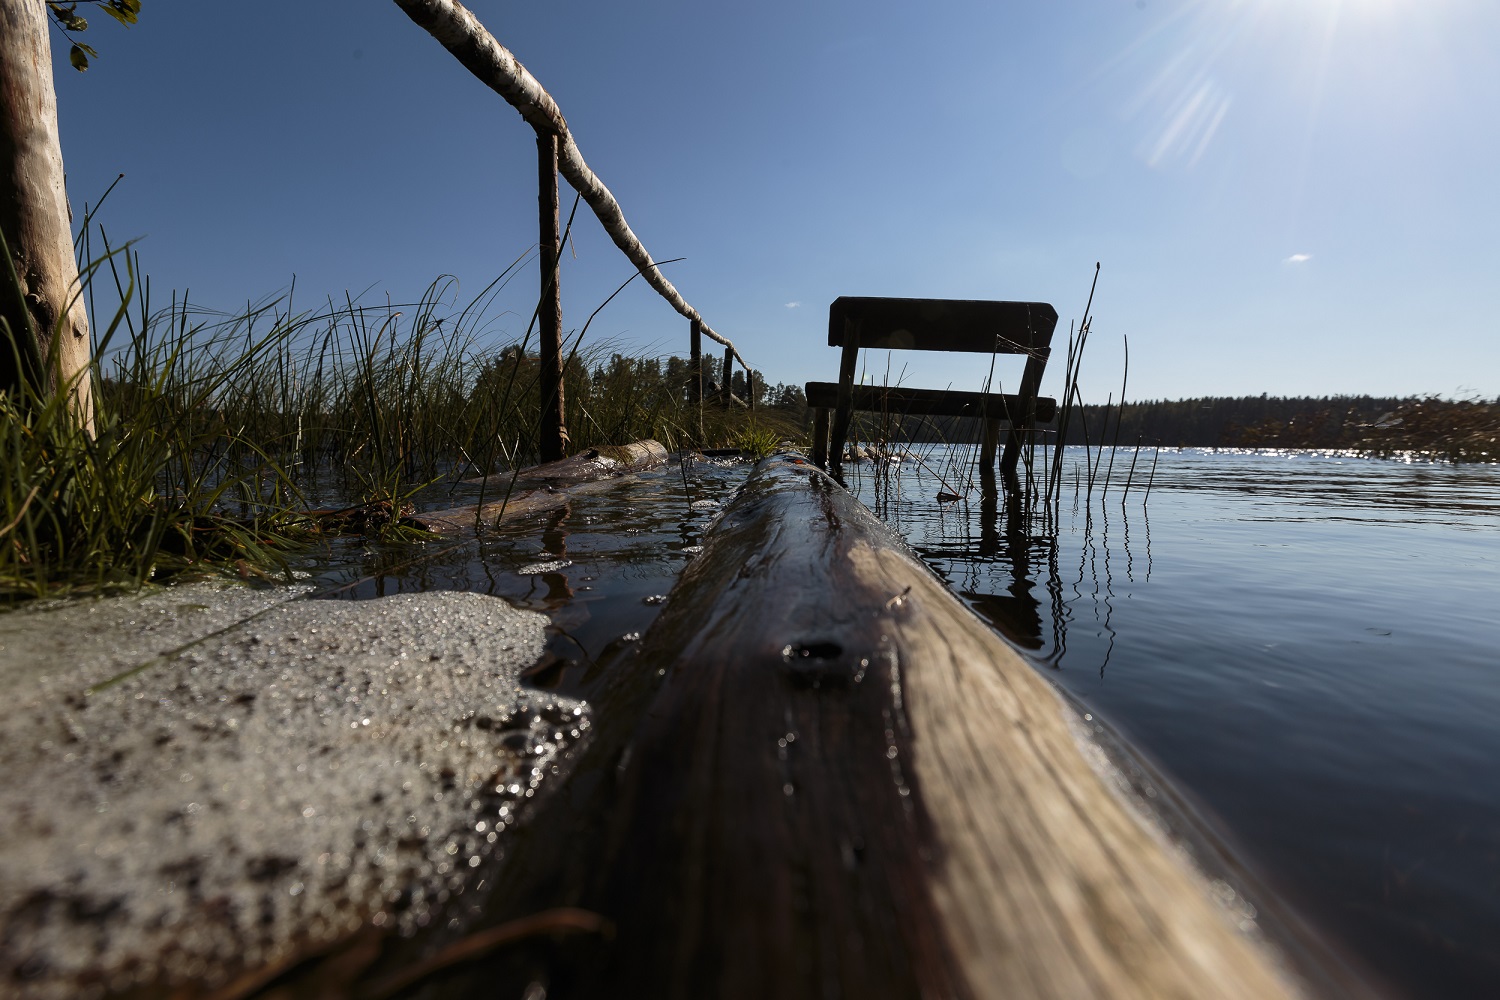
[{"left": 842, "top": 446, "right": 1500, "bottom": 998}]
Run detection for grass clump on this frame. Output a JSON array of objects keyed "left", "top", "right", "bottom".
[{"left": 2, "top": 258, "right": 311, "bottom": 601}]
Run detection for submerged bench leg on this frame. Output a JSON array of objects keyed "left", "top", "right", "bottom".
[
  {"left": 811, "top": 408, "right": 830, "bottom": 467},
  {"left": 829, "top": 340, "right": 859, "bottom": 468},
  {"left": 980, "top": 419, "right": 1001, "bottom": 471}
]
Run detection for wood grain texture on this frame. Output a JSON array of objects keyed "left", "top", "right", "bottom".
[{"left": 445, "top": 454, "right": 1307, "bottom": 998}]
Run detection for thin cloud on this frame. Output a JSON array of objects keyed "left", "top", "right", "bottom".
[
  {"left": 1284, "top": 253, "right": 1312, "bottom": 264},
  {"left": 784, "top": 301, "right": 801, "bottom": 309}
]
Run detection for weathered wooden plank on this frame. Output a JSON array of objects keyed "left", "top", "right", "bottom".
[
  {"left": 806, "top": 381, "right": 1058, "bottom": 422},
  {"left": 446, "top": 454, "right": 1322, "bottom": 999},
  {"left": 829, "top": 297, "right": 1058, "bottom": 354}
]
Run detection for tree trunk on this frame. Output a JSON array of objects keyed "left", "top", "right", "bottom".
[{"left": 0, "top": 0, "right": 93, "bottom": 430}]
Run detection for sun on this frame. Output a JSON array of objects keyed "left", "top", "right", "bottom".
[{"left": 1118, "top": 0, "right": 1433, "bottom": 169}]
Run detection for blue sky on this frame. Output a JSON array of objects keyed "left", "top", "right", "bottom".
[{"left": 50, "top": 0, "right": 1500, "bottom": 403}]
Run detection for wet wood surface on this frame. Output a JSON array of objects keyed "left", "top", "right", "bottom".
[{"left": 435, "top": 454, "right": 1311, "bottom": 999}]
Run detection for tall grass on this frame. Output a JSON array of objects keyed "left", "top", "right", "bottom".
[
  {"left": 1, "top": 231, "right": 797, "bottom": 600},
  {"left": 2, "top": 245, "right": 311, "bottom": 599}
]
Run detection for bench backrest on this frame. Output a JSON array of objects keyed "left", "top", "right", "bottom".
[{"left": 828, "top": 297, "right": 1058, "bottom": 355}]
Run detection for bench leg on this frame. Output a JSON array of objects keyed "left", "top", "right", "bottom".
[
  {"left": 980, "top": 418, "right": 1000, "bottom": 471},
  {"left": 811, "top": 408, "right": 830, "bottom": 467},
  {"left": 829, "top": 340, "right": 860, "bottom": 469}
]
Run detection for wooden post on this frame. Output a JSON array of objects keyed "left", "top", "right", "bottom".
[
  {"left": 722, "top": 345, "right": 733, "bottom": 405},
  {"left": 536, "top": 131, "right": 567, "bottom": 463},
  {"left": 395, "top": 1, "right": 755, "bottom": 413},
  {"left": 689, "top": 318, "right": 703, "bottom": 404}
]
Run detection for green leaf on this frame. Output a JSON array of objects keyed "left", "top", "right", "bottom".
[
  {"left": 103, "top": 0, "right": 141, "bottom": 27},
  {"left": 69, "top": 43, "right": 89, "bottom": 71}
]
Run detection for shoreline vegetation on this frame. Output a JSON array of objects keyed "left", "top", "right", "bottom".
[
  {"left": 0, "top": 243, "right": 804, "bottom": 602},
  {"left": 1051, "top": 394, "right": 1500, "bottom": 461},
  {"left": 820, "top": 392, "right": 1500, "bottom": 463}
]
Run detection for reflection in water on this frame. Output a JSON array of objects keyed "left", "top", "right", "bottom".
[
  {"left": 848, "top": 448, "right": 1149, "bottom": 678},
  {"left": 536, "top": 503, "right": 578, "bottom": 606}
]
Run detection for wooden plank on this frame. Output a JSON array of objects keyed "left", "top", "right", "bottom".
[
  {"left": 805, "top": 381, "right": 1058, "bottom": 423},
  {"left": 828, "top": 297, "right": 1058, "bottom": 354},
  {"left": 448, "top": 455, "right": 1321, "bottom": 999}
]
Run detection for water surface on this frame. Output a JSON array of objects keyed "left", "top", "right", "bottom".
[{"left": 844, "top": 446, "right": 1500, "bottom": 998}]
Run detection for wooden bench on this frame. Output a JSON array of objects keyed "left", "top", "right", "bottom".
[{"left": 806, "top": 297, "right": 1058, "bottom": 477}]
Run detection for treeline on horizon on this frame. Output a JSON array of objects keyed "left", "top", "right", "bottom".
[{"left": 775, "top": 390, "right": 1500, "bottom": 462}]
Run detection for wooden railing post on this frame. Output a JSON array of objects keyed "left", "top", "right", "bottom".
[
  {"left": 690, "top": 318, "right": 703, "bottom": 404},
  {"left": 722, "top": 345, "right": 733, "bottom": 405},
  {"left": 537, "top": 130, "right": 567, "bottom": 463},
  {"left": 395, "top": 1, "right": 759, "bottom": 415}
]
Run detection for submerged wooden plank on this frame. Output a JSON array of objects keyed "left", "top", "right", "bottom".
[
  {"left": 416, "top": 440, "right": 668, "bottom": 533},
  {"left": 443, "top": 454, "right": 1329, "bottom": 999}
]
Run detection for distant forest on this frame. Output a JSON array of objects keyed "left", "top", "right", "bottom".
[{"left": 754, "top": 384, "right": 1500, "bottom": 463}]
